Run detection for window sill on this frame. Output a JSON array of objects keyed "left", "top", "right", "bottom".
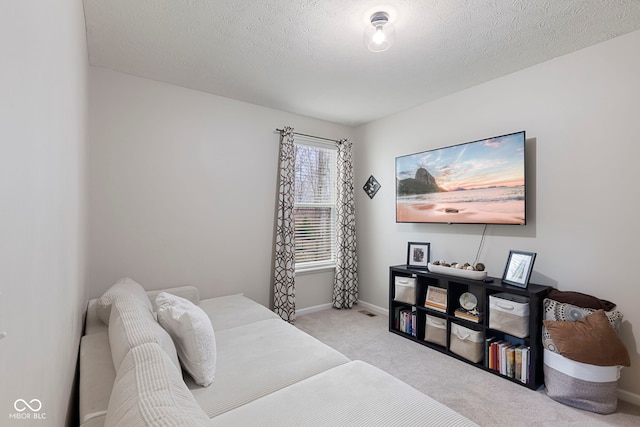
[{"left": 295, "top": 264, "right": 336, "bottom": 275}]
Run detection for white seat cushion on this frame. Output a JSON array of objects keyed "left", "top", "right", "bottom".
[
  {"left": 156, "top": 292, "right": 217, "bottom": 386},
  {"left": 212, "top": 360, "right": 478, "bottom": 427},
  {"left": 79, "top": 332, "right": 115, "bottom": 425},
  {"left": 198, "top": 294, "right": 279, "bottom": 332},
  {"left": 188, "top": 318, "right": 350, "bottom": 417}
]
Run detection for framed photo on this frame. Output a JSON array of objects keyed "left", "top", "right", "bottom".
[
  {"left": 407, "top": 242, "right": 430, "bottom": 269},
  {"left": 425, "top": 285, "right": 447, "bottom": 312},
  {"left": 502, "top": 250, "right": 536, "bottom": 288}
]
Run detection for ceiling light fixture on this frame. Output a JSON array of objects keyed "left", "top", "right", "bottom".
[{"left": 365, "top": 11, "right": 395, "bottom": 53}]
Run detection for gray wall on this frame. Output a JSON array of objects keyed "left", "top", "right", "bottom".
[
  {"left": 354, "top": 30, "right": 640, "bottom": 401},
  {"left": 88, "top": 68, "right": 354, "bottom": 309},
  {"left": 0, "top": 0, "right": 88, "bottom": 424}
]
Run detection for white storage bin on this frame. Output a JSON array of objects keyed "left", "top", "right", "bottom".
[
  {"left": 394, "top": 276, "right": 416, "bottom": 305},
  {"left": 489, "top": 293, "right": 530, "bottom": 338},
  {"left": 450, "top": 323, "right": 483, "bottom": 363},
  {"left": 424, "top": 315, "right": 447, "bottom": 347}
]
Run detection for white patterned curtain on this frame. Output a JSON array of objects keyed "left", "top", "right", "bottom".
[
  {"left": 333, "top": 139, "right": 359, "bottom": 309},
  {"left": 273, "top": 127, "right": 296, "bottom": 322}
]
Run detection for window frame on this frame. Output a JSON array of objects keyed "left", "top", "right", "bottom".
[{"left": 293, "top": 136, "right": 337, "bottom": 273}]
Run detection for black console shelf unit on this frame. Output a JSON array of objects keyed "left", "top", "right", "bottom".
[{"left": 389, "top": 265, "right": 550, "bottom": 390}]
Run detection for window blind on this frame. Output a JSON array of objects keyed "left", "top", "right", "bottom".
[{"left": 294, "top": 141, "right": 337, "bottom": 268}]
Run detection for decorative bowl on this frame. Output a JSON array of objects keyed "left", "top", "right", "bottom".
[{"left": 427, "top": 263, "right": 488, "bottom": 280}]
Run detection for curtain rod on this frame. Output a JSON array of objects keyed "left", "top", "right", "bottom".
[{"left": 275, "top": 128, "right": 341, "bottom": 143}]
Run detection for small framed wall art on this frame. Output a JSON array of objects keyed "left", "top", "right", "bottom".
[
  {"left": 502, "top": 250, "right": 536, "bottom": 288},
  {"left": 363, "top": 175, "right": 381, "bottom": 199},
  {"left": 407, "top": 242, "right": 430, "bottom": 269}
]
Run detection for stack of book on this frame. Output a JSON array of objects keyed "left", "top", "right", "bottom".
[
  {"left": 395, "top": 307, "right": 417, "bottom": 337},
  {"left": 485, "top": 337, "right": 530, "bottom": 384},
  {"left": 453, "top": 307, "right": 481, "bottom": 323}
]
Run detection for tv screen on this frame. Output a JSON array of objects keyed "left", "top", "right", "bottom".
[{"left": 396, "top": 131, "right": 526, "bottom": 225}]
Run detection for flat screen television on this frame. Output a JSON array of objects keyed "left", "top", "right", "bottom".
[{"left": 396, "top": 131, "right": 526, "bottom": 225}]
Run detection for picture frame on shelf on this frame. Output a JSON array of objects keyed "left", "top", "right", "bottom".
[
  {"left": 406, "top": 242, "right": 430, "bottom": 269},
  {"left": 502, "top": 250, "right": 536, "bottom": 288},
  {"left": 425, "top": 286, "right": 447, "bottom": 312}
]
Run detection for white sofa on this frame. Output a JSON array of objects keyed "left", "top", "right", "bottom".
[{"left": 79, "top": 282, "right": 477, "bottom": 426}]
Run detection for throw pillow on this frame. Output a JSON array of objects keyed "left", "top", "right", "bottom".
[
  {"left": 108, "top": 294, "right": 181, "bottom": 372},
  {"left": 543, "top": 310, "right": 630, "bottom": 367},
  {"left": 156, "top": 292, "right": 217, "bottom": 386},
  {"left": 547, "top": 289, "right": 616, "bottom": 311},
  {"left": 96, "top": 277, "right": 153, "bottom": 325},
  {"left": 542, "top": 298, "right": 623, "bottom": 354}
]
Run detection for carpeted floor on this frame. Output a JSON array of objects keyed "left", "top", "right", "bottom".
[{"left": 295, "top": 307, "right": 640, "bottom": 427}]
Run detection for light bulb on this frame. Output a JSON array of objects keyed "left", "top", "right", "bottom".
[
  {"left": 373, "top": 26, "right": 386, "bottom": 45},
  {"left": 364, "top": 11, "right": 394, "bottom": 52}
]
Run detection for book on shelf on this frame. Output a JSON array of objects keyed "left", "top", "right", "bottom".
[
  {"left": 499, "top": 342, "right": 510, "bottom": 375},
  {"left": 397, "top": 307, "right": 417, "bottom": 336},
  {"left": 486, "top": 341, "right": 530, "bottom": 384},
  {"left": 454, "top": 307, "right": 481, "bottom": 323},
  {"left": 506, "top": 347, "right": 515, "bottom": 378},
  {"left": 521, "top": 347, "right": 529, "bottom": 384},
  {"left": 425, "top": 286, "right": 447, "bottom": 312},
  {"left": 515, "top": 346, "right": 523, "bottom": 380},
  {"left": 485, "top": 337, "right": 496, "bottom": 369},
  {"left": 488, "top": 340, "right": 501, "bottom": 371},
  {"left": 394, "top": 307, "right": 401, "bottom": 329}
]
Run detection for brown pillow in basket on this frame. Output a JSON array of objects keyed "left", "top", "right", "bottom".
[
  {"left": 543, "top": 310, "right": 630, "bottom": 367},
  {"left": 547, "top": 289, "right": 616, "bottom": 311}
]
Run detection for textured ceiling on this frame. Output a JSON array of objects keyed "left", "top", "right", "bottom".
[{"left": 83, "top": 0, "right": 640, "bottom": 126}]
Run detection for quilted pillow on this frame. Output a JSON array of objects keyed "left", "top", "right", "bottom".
[
  {"left": 547, "top": 289, "right": 616, "bottom": 311},
  {"left": 105, "top": 342, "right": 211, "bottom": 427},
  {"left": 544, "top": 310, "right": 630, "bottom": 367},
  {"left": 96, "top": 277, "right": 152, "bottom": 325},
  {"left": 156, "top": 292, "right": 217, "bottom": 386},
  {"left": 108, "top": 294, "right": 181, "bottom": 372},
  {"left": 542, "top": 298, "right": 623, "bottom": 353}
]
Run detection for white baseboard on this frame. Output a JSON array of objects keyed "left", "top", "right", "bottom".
[
  {"left": 618, "top": 388, "right": 640, "bottom": 406},
  {"left": 296, "top": 303, "right": 333, "bottom": 316},
  {"left": 296, "top": 300, "right": 388, "bottom": 317},
  {"left": 356, "top": 300, "right": 388, "bottom": 316}
]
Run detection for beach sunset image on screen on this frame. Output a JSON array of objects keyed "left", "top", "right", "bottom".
[{"left": 395, "top": 131, "right": 526, "bottom": 225}]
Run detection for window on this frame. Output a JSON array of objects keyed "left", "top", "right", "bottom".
[{"left": 293, "top": 138, "right": 337, "bottom": 271}]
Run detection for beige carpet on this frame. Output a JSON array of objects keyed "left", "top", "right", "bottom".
[{"left": 295, "top": 307, "right": 640, "bottom": 427}]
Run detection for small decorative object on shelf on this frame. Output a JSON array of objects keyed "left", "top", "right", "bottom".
[
  {"left": 454, "top": 292, "right": 481, "bottom": 322},
  {"left": 363, "top": 175, "right": 381, "bottom": 199},
  {"left": 425, "top": 285, "right": 447, "bottom": 312},
  {"left": 407, "top": 242, "right": 430, "bottom": 269},
  {"left": 502, "top": 250, "right": 536, "bottom": 288},
  {"left": 428, "top": 262, "right": 487, "bottom": 280},
  {"left": 454, "top": 308, "right": 480, "bottom": 322}
]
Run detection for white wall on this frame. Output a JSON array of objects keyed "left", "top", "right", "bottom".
[
  {"left": 0, "top": 1, "right": 88, "bottom": 425},
  {"left": 88, "top": 68, "right": 354, "bottom": 309},
  {"left": 354, "top": 29, "right": 640, "bottom": 400}
]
